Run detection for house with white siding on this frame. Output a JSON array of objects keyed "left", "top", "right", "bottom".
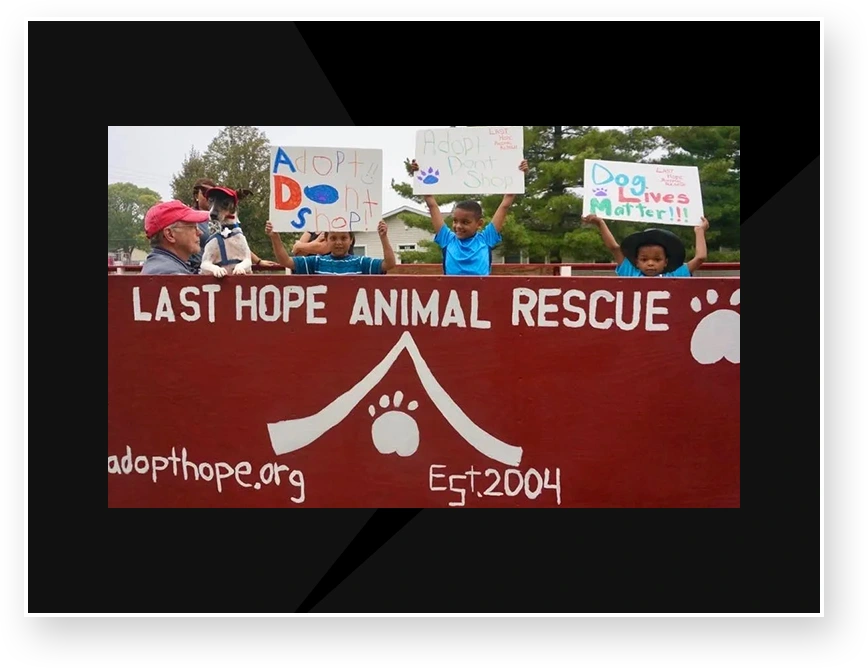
[
  {"left": 357, "top": 204, "right": 526, "bottom": 264},
  {"left": 352, "top": 206, "right": 439, "bottom": 263}
]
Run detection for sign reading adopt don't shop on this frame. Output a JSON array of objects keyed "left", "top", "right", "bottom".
[{"left": 269, "top": 145, "right": 383, "bottom": 234}]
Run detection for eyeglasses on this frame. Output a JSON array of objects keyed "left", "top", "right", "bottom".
[{"left": 167, "top": 223, "right": 200, "bottom": 233}]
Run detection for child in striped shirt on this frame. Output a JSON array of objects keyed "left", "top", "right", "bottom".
[{"left": 265, "top": 220, "right": 396, "bottom": 275}]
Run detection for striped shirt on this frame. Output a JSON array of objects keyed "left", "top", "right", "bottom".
[{"left": 293, "top": 254, "right": 384, "bottom": 275}]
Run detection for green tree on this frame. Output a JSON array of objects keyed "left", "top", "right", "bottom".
[
  {"left": 203, "top": 126, "right": 279, "bottom": 259},
  {"left": 648, "top": 125, "right": 740, "bottom": 250},
  {"left": 169, "top": 146, "right": 208, "bottom": 208},
  {"left": 107, "top": 182, "right": 161, "bottom": 253},
  {"left": 513, "top": 126, "right": 661, "bottom": 262},
  {"left": 170, "top": 126, "right": 298, "bottom": 259}
]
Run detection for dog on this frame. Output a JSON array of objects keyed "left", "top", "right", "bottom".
[{"left": 199, "top": 186, "right": 254, "bottom": 277}]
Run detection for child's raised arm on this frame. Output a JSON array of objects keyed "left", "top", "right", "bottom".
[
  {"left": 265, "top": 221, "right": 296, "bottom": 270},
  {"left": 408, "top": 159, "right": 445, "bottom": 234},
  {"left": 492, "top": 159, "right": 529, "bottom": 233},
  {"left": 583, "top": 215, "right": 625, "bottom": 266},
  {"left": 687, "top": 217, "right": 710, "bottom": 274},
  {"left": 377, "top": 220, "right": 396, "bottom": 272}
]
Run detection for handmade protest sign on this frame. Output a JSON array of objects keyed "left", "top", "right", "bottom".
[
  {"left": 582, "top": 159, "right": 705, "bottom": 227},
  {"left": 413, "top": 126, "right": 525, "bottom": 196},
  {"left": 269, "top": 146, "right": 383, "bottom": 233}
]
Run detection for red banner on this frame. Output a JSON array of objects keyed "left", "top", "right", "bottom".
[{"left": 108, "top": 275, "right": 740, "bottom": 508}]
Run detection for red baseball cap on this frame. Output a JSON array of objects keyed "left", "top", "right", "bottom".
[
  {"left": 144, "top": 200, "right": 210, "bottom": 238},
  {"left": 204, "top": 186, "right": 238, "bottom": 203}
]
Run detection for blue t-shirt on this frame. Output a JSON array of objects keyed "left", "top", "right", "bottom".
[
  {"left": 616, "top": 259, "right": 691, "bottom": 277},
  {"left": 293, "top": 254, "right": 384, "bottom": 275},
  {"left": 435, "top": 222, "right": 501, "bottom": 276}
]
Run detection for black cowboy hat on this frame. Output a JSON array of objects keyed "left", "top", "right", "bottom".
[{"left": 620, "top": 228, "right": 686, "bottom": 271}]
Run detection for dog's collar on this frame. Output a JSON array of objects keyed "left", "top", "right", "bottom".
[{"left": 219, "top": 224, "right": 242, "bottom": 239}]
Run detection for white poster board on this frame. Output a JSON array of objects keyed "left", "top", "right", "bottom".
[
  {"left": 582, "top": 159, "right": 704, "bottom": 227},
  {"left": 269, "top": 146, "right": 383, "bottom": 233},
  {"left": 412, "top": 126, "right": 525, "bottom": 196}
]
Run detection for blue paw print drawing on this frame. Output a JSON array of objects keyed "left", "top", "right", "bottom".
[
  {"left": 593, "top": 187, "right": 608, "bottom": 197},
  {"left": 417, "top": 167, "right": 440, "bottom": 185}
]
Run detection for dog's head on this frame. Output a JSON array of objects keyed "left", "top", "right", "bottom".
[{"left": 205, "top": 186, "right": 253, "bottom": 225}]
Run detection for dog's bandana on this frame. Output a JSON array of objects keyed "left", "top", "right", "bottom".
[{"left": 215, "top": 224, "right": 244, "bottom": 267}]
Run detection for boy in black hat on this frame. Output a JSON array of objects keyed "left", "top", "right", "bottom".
[{"left": 583, "top": 215, "right": 709, "bottom": 277}]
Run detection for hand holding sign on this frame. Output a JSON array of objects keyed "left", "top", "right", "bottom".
[
  {"left": 582, "top": 159, "right": 705, "bottom": 227},
  {"left": 270, "top": 146, "right": 383, "bottom": 234}
]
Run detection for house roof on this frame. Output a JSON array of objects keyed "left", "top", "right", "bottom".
[
  {"left": 382, "top": 203, "right": 455, "bottom": 220},
  {"left": 382, "top": 205, "right": 429, "bottom": 219}
]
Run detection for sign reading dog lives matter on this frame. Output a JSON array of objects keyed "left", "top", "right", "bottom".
[
  {"left": 413, "top": 126, "right": 525, "bottom": 196},
  {"left": 269, "top": 145, "right": 383, "bottom": 233},
  {"left": 582, "top": 159, "right": 704, "bottom": 227}
]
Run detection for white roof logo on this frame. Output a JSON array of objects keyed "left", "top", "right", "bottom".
[{"left": 266, "top": 331, "right": 524, "bottom": 467}]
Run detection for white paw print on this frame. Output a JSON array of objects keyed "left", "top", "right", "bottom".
[
  {"left": 690, "top": 288, "right": 740, "bottom": 365},
  {"left": 368, "top": 391, "right": 420, "bottom": 457}
]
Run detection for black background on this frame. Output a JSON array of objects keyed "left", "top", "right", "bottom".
[{"left": 29, "top": 19, "right": 817, "bottom": 613}]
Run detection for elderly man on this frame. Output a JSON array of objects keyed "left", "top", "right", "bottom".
[{"left": 141, "top": 201, "right": 210, "bottom": 275}]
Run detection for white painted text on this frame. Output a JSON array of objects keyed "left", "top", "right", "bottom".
[
  {"left": 429, "top": 464, "right": 561, "bottom": 507},
  {"left": 511, "top": 288, "right": 671, "bottom": 331},
  {"left": 108, "top": 446, "right": 305, "bottom": 502}
]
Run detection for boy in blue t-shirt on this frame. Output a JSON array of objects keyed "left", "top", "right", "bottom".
[
  {"left": 583, "top": 215, "right": 710, "bottom": 277},
  {"left": 409, "top": 159, "right": 529, "bottom": 276},
  {"left": 265, "top": 220, "right": 396, "bottom": 274}
]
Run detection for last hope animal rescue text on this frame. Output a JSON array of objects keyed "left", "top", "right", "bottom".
[{"left": 131, "top": 284, "right": 679, "bottom": 332}]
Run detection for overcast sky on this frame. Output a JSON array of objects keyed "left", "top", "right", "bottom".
[
  {"left": 107, "top": 126, "right": 624, "bottom": 214},
  {"left": 108, "top": 126, "right": 466, "bottom": 215}
]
